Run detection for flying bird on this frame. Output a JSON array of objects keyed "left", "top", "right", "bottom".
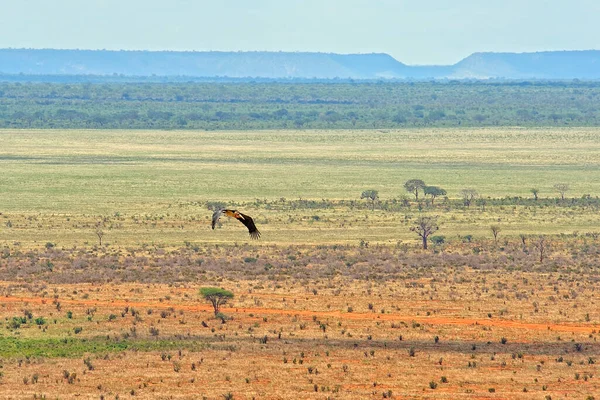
[{"left": 212, "top": 209, "right": 261, "bottom": 239}]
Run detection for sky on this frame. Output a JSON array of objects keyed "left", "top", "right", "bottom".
[{"left": 1, "top": 0, "right": 599, "bottom": 65}]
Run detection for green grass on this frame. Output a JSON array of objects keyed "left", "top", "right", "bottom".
[
  {"left": 1, "top": 128, "right": 600, "bottom": 212},
  {"left": 1, "top": 128, "right": 599, "bottom": 246},
  {"left": 0, "top": 335, "right": 211, "bottom": 358}
]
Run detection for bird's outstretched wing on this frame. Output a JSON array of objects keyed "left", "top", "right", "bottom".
[
  {"left": 212, "top": 209, "right": 261, "bottom": 239},
  {"left": 234, "top": 212, "right": 261, "bottom": 239},
  {"left": 211, "top": 209, "right": 223, "bottom": 230}
]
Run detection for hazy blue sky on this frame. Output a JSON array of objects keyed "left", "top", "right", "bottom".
[{"left": 1, "top": 0, "right": 598, "bottom": 65}]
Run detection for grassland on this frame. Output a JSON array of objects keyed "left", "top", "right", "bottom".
[
  {"left": 1, "top": 128, "right": 600, "bottom": 247},
  {"left": 1, "top": 127, "right": 600, "bottom": 399}
]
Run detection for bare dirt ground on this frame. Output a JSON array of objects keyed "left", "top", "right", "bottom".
[
  {"left": 2, "top": 294, "right": 598, "bottom": 334},
  {"left": 1, "top": 278, "right": 599, "bottom": 399}
]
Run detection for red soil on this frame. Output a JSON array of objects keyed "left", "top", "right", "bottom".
[{"left": 2, "top": 295, "right": 596, "bottom": 334}]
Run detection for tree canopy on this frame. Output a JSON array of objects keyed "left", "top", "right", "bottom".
[
  {"left": 553, "top": 183, "right": 570, "bottom": 200},
  {"left": 404, "top": 179, "right": 426, "bottom": 200},
  {"left": 360, "top": 190, "right": 379, "bottom": 210},
  {"left": 460, "top": 188, "right": 479, "bottom": 207},
  {"left": 410, "top": 216, "right": 440, "bottom": 250},
  {"left": 2, "top": 81, "right": 600, "bottom": 130},
  {"left": 200, "top": 287, "right": 234, "bottom": 315},
  {"left": 423, "top": 186, "right": 447, "bottom": 204}
]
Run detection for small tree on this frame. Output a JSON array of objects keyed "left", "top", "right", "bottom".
[
  {"left": 95, "top": 228, "right": 104, "bottom": 246},
  {"left": 404, "top": 179, "right": 426, "bottom": 200},
  {"left": 553, "top": 183, "right": 569, "bottom": 200},
  {"left": 423, "top": 186, "right": 447, "bottom": 205},
  {"left": 490, "top": 225, "right": 501, "bottom": 243},
  {"left": 200, "top": 287, "right": 234, "bottom": 316},
  {"left": 460, "top": 188, "right": 479, "bottom": 207},
  {"left": 530, "top": 188, "right": 539, "bottom": 201},
  {"left": 519, "top": 233, "right": 527, "bottom": 247},
  {"left": 532, "top": 236, "right": 548, "bottom": 262},
  {"left": 410, "top": 216, "right": 439, "bottom": 250},
  {"left": 360, "top": 190, "right": 379, "bottom": 211},
  {"left": 477, "top": 197, "right": 487, "bottom": 212},
  {"left": 95, "top": 222, "right": 105, "bottom": 246}
]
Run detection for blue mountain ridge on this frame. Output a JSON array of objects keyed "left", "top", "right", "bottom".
[{"left": 0, "top": 48, "right": 599, "bottom": 79}]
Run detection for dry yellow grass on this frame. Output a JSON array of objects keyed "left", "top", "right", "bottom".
[{"left": 2, "top": 128, "right": 600, "bottom": 398}]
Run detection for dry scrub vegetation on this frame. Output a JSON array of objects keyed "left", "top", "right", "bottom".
[
  {"left": 1, "top": 238, "right": 600, "bottom": 399},
  {"left": 1, "top": 128, "right": 600, "bottom": 398}
]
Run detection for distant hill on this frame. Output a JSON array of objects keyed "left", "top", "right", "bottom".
[
  {"left": 0, "top": 49, "right": 410, "bottom": 79},
  {"left": 1, "top": 48, "right": 599, "bottom": 80},
  {"left": 452, "top": 50, "right": 600, "bottom": 79}
]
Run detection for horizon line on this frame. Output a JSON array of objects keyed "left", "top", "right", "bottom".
[{"left": 2, "top": 47, "right": 599, "bottom": 63}]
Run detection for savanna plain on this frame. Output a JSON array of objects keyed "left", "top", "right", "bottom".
[{"left": 1, "top": 128, "right": 600, "bottom": 399}]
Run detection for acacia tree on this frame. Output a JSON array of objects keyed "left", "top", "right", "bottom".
[
  {"left": 360, "top": 190, "right": 379, "bottom": 211},
  {"left": 530, "top": 188, "right": 539, "bottom": 201},
  {"left": 410, "top": 216, "right": 439, "bottom": 250},
  {"left": 460, "top": 188, "right": 479, "bottom": 207},
  {"left": 404, "top": 179, "right": 426, "bottom": 200},
  {"left": 553, "top": 183, "right": 569, "bottom": 200},
  {"left": 95, "top": 228, "right": 104, "bottom": 246},
  {"left": 95, "top": 221, "right": 105, "bottom": 246},
  {"left": 200, "top": 287, "right": 234, "bottom": 316},
  {"left": 423, "top": 186, "right": 446, "bottom": 205}
]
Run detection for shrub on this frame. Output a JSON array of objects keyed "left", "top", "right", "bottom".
[
  {"left": 83, "top": 358, "right": 94, "bottom": 370},
  {"left": 431, "top": 235, "right": 445, "bottom": 245}
]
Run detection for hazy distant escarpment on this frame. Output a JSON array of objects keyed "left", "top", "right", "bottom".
[
  {"left": 1, "top": 48, "right": 600, "bottom": 80},
  {"left": 0, "top": 49, "right": 409, "bottom": 79},
  {"left": 452, "top": 50, "right": 600, "bottom": 79}
]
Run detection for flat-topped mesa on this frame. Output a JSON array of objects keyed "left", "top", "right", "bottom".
[{"left": 2, "top": 48, "right": 599, "bottom": 79}]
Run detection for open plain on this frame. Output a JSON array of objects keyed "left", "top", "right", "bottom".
[{"left": 1, "top": 128, "right": 600, "bottom": 399}]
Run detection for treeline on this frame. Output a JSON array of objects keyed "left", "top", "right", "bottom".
[
  {"left": 207, "top": 194, "right": 600, "bottom": 213},
  {"left": 1, "top": 81, "right": 600, "bottom": 130}
]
